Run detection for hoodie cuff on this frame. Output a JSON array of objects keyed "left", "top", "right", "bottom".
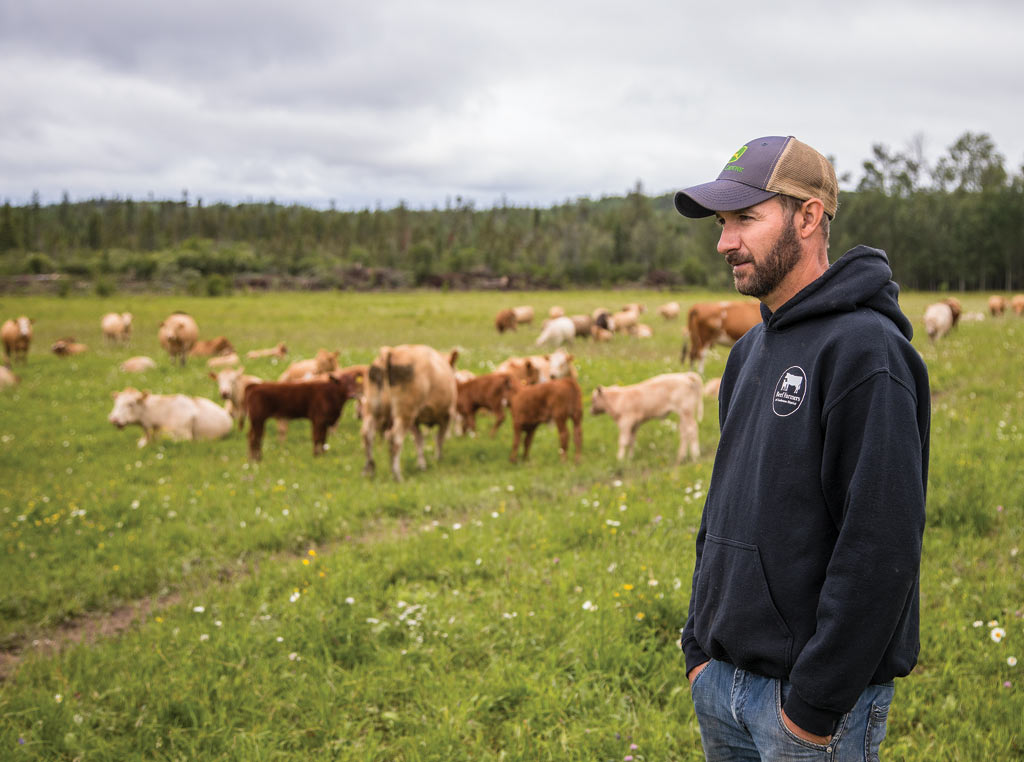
[
  {"left": 782, "top": 690, "right": 841, "bottom": 738},
  {"left": 681, "top": 639, "right": 710, "bottom": 677}
]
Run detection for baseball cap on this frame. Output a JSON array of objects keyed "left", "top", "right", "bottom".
[{"left": 674, "top": 136, "right": 838, "bottom": 219}]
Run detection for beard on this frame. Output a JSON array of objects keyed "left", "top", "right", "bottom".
[{"left": 729, "top": 219, "right": 802, "bottom": 299}]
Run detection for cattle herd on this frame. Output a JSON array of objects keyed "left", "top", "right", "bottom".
[{"left": 3, "top": 292, "right": 1022, "bottom": 479}]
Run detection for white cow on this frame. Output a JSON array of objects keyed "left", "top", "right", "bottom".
[
  {"left": 780, "top": 373, "right": 803, "bottom": 394},
  {"left": 108, "top": 388, "right": 233, "bottom": 447},
  {"left": 209, "top": 367, "right": 263, "bottom": 429},
  {"left": 535, "top": 316, "right": 576, "bottom": 346},
  {"left": 923, "top": 302, "right": 955, "bottom": 342},
  {"left": 591, "top": 372, "right": 704, "bottom": 463}
]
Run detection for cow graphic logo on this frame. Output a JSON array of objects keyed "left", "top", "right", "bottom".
[{"left": 772, "top": 366, "right": 807, "bottom": 417}]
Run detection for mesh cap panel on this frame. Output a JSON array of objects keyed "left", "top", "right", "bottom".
[{"left": 765, "top": 138, "right": 838, "bottom": 218}]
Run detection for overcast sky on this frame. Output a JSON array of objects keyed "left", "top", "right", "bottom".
[{"left": 2, "top": 0, "right": 1022, "bottom": 210}]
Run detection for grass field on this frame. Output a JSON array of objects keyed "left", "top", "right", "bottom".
[{"left": 0, "top": 289, "right": 1021, "bottom": 760}]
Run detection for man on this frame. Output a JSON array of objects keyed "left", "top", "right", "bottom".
[{"left": 675, "top": 136, "right": 930, "bottom": 760}]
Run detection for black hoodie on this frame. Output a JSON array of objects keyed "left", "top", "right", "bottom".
[{"left": 681, "top": 245, "right": 930, "bottom": 736}]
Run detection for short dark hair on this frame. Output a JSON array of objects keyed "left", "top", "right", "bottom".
[{"left": 777, "top": 194, "right": 830, "bottom": 246}]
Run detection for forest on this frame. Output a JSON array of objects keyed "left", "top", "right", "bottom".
[{"left": 1, "top": 132, "right": 1022, "bottom": 294}]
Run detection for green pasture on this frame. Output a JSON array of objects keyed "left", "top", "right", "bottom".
[{"left": 0, "top": 289, "right": 1021, "bottom": 760}]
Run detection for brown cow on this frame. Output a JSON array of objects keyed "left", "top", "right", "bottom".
[
  {"left": 51, "top": 338, "right": 88, "bottom": 356},
  {"left": 244, "top": 369, "right": 363, "bottom": 461},
  {"left": 456, "top": 372, "right": 516, "bottom": 436},
  {"left": 506, "top": 377, "right": 583, "bottom": 464},
  {"left": 190, "top": 336, "right": 235, "bottom": 357},
  {"left": 941, "top": 296, "right": 962, "bottom": 328},
  {"left": 495, "top": 309, "right": 517, "bottom": 333},
  {"left": 682, "top": 301, "right": 762, "bottom": 375},
  {"left": 496, "top": 355, "right": 542, "bottom": 386},
  {"left": 361, "top": 345, "right": 458, "bottom": 481},
  {"left": 1011, "top": 294, "right": 1024, "bottom": 316},
  {"left": 158, "top": 312, "right": 199, "bottom": 366},
  {"left": 989, "top": 295, "right": 1006, "bottom": 317},
  {"left": 1, "top": 316, "right": 33, "bottom": 364}
]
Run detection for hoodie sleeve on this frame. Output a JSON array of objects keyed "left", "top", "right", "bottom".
[{"left": 783, "top": 369, "right": 927, "bottom": 735}]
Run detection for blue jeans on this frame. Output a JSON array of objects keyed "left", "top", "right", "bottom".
[{"left": 690, "top": 659, "right": 895, "bottom": 761}]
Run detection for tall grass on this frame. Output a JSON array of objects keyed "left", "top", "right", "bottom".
[{"left": 0, "top": 290, "right": 1020, "bottom": 760}]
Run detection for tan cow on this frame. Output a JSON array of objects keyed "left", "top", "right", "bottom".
[
  {"left": 210, "top": 367, "right": 264, "bottom": 429},
  {"left": 207, "top": 353, "right": 241, "bottom": 369},
  {"left": 496, "top": 356, "right": 542, "bottom": 386},
  {"left": 190, "top": 336, "right": 235, "bottom": 357},
  {"left": 1, "top": 316, "right": 33, "bottom": 364},
  {"left": 924, "top": 302, "right": 955, "bottom": 342},
  {"left": 570, "top": 314, "right": 593, "bottom": 337},
  {"left": 1011, "top": 294, "right": 1024, "bottom": 316},
  {"left": 158, "top": 313, "right": 199, "bottom": 366},
  {"left": 682, "top": 301, "right": 762, "bottom": 375},
  {"left": 610, "top": 307, "right": 639, "bottom": 334},
  {"left": 658, "top": 301, "right": 681, "bottom": 320},
  {"left": 512, "top": 305, "right": 535, "bottom": 325},
  {"left": 246, "top": 342, "right": 288, "bottom": 359},
  {"left": 120, "top": 356, "right": 157, "bottom": 373},
  {"left": 101, "top": 312, "right": 133, "bottom": 344},
  {"left": 591, "top": 372, "right": 704, "bottom": 464},
  {"left": 634, "top": 324, "right": 653, "bottom": 338},
  {"left": 278, "top": 349, "right": 339, "bottom": 382},
  {"left": 0, "top": 363, "right": 18, "bottom": 389},
  {"left": 591, "top": 326, "right": 613, "bottom": 342},
  {"left": 108, "top": 388, "right": 233, "bottom": 447},
  {"left": 361, "top": 345, "right": 458, "bottom": 481},
  {"left": 989, "top": 295, "right": 1006, "bottom": 317},
  {"left": 51, "top": 338, "right": 88, "bottom": 356},
  {"left": 703, "top": 377, "right": 722, "bottom": 400},
  {"left": 548, "top": 306, "right": 566, "bottom": 319}
]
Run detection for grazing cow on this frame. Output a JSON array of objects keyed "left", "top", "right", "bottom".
[
  {"left": 548, "top": 305, "right": 565, "bottom": 319},
  {"left": 158, "top": 313, "right": 199, "bottom": 366},
  {"left": 1012, "top": 294, "right": 1024, "bottom": 316},
  {"left": 244, "top": 369, "right": 364, "bottom": 461},
  {"left": 207, "top": 352, "right": 240, "bottom": 369},
  {"left": 682, "top": 301, "right": 762, "bottom": 375},
  {"left": 512, "top": 305, "right": 534, "bottom": 325},
  {"left": 51, "top": 338, "right": 88, "bottom": 356},
  {"left": 1, "top": 316, "right": 33, "bottom": 364},
  {"left": 610, "top": 307, "right": 642, "bottom": 334},
  {"left": 703, "top": 377, "right": 722, "bottom": 399},
  {"left": 120, "top": 356, "right": 157, "bottom": 373},
  {"left": 361, "top": 344, "right": 458, "bottom": 481},
  {"left": 190, "top": 336, "right": 235, "bottom": 357},
  {"left": 570, "top": 314, "right": 593, "bottom": 337},
  {"left": 101, "top": 312, "right": 133, "bottom": 344},
  {"left": 989, "top": 295, "right": 1006, "bottom": 317},
  {"left": 591, "top": 326, "right": 613, "bottom": 342},
  {"left": 940, "top": 297, "right": 962, "bottom": 328},
  {"left": 495, "top": 308, "right": 517, "bottom": 333},
  {"left": 658, "top": 301, "right": 681, "bottom": 320},
  {"left": 507, "top": 377, "right": 583, "bottom": 464},
  {"left": 591, "top": 372, "right": 704, "bottom": 463},
  {"left": 535, "top": 316, "right": 576, "bottom": 346},
  {"left": 923, "top": 302, "right": 955, "bottom": 342},
  {"left": 496, "top": 355, "right": 542, "bottom": 386},
  {"left": 246, "top": 342, "right": 288, "bottom": 359},
  {"left": 278, "top": 349, "right": 339, "bottom": 382},
  {"left": 108, "top": 388, "right": 233, "bottom": 447},
  {"left": 456, "top": 372, "right": 516, "bottom": 436},
  {"left": 210, "top": 367, "right": 264, "bottom": 429},
  {"left": 0, "top": 363, "right": 18, "bottom": 389}
]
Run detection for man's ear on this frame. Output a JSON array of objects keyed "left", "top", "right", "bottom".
[{"left": 796, "top": 198, "right": 826, "bottom": 240}]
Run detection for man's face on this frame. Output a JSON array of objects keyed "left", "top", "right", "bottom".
[{"left": 715, "top": 199, "right": 802, "bottom": 300}]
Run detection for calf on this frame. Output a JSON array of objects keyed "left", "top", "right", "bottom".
[
  {"left": 591, "top": 372, "right": 704, "bottom": 463},
  {"left": 570, "top": 314, "right": 593, "bottom": 337},
  {"left": 512, "top": 305, "right": 534, "bottom": 325},
  {"left": 507, "top": 377, "right": 583, "bottom": 464},
  {"left": 190, "top": 336, "right": 235, "bottom": 357},
  {"left": 1, "top": 316, "right": 33, "bottom": 364},
  {"left": 495, "top": 309, "right": 517, "bottom": 333},
  {"left": 496, "top": 355, "right": 542, "bottom": 386},
  {"left": 989, "top": 295, "right": 1006, "bottom": 317},
  {"left": 246, "top": 342, "right": 288, "bottom": 359},
  {"left": 658, "top": 301, "right": 681, "bottom": 320},
  {"left": 456, "top": 372, "right": 515, "bottom": 436},
  {"left": 210, "top": 366, "right": 264, "bottom": 429},
  {"left": 108, "top": 388, "right": 233, "bottom": 447},
  {"left": 101, "top": 312, "right": 133, "bottom": 344},
  {"left": 535, "top": 316, "right": 576, "bottom": 346},
  {"left": 244, "top": 369, "right": 363, "bottom": 461},
  {"left": 120, "top": 356, "right": 157, "bottom": 373},
  {"left": 923, "top": 302, "right": 954, "bottom": 342},
  {"left": 207, "top": 352, "right": 241, "bottom": 369},
  {"left": 278, "top": 349, "right": 339, "bottom": 382},
  {"left": 1013, "top": 294, "right": 1024, "bottom": 316},
  {"left": 52, "top": 338, "right": 88, "bottom": 356},
  {"left": 0, "top": 363, "right": 18, "bottom": 389}
]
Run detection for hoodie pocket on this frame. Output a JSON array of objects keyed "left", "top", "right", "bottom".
[{"left": 694, "top": 534, "right": 793, "bottom": 673}]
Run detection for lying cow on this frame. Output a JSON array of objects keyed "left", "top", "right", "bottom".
[
  {"left": 207, "top": 353, "right": 241, "bottom": 369},
  {"left": 210, "top": 366, "right": 264, "bottom": 429},
  {"left": 682, "top": 300, "right": 762, "bottom": 375},
  {"left": 1, "top": 316, "right": 33, "bottom": 364},
  {"left": 456, "top": 372, "right": 515, "bottom": 436},
  {"left": 108, "top": 387, "right": 233, "bottom": 447},
  {"left": 361, "top": 344, "right": 458, "bottom": 481},
  {"left": 120, "top": 356, "right": 157, "bottom": 373},
  {"left": 51, "top": 338, "right": 88, "bottom": 356},
  {"left": 190, "top": 336, "right": 235, "bottom": 357},
  {"left": 101, "top": 312, "right": 133, "bottom": 344},
  {"left": 158, "top": 312, "right": 199, "bottom": 366},
  {"left": 507, "top": 377, "right": 583, "bottom": 464},
  {"left": 246, "top": 342, "right": 288, "bottom": 359},
  {"left": 278, "top": 349, "right": 339, "bottom": 382},
  {"left": 0, "top": 363, "right": 18, "bottom": 389},
  {"left": 591, "top": 372, "right": 703, "bottom": 463},
  {"left": 244, "top": 369, "right": 363, "bottom": 461}
]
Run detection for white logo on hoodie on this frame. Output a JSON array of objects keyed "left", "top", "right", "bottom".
[{"left": 773, "top": 366, "right": 807, "bottom": 417}]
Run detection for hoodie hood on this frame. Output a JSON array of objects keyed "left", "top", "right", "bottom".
[{"left": 765, "top": 246, "right": 913, "bottom": 340}]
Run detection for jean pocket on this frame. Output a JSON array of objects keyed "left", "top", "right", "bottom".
[
  {"left": 690, "top": 659, "right": 714, "bottom": 692},
  {"left": 865, "top": 684, "right": 894, "bottom": 761}
]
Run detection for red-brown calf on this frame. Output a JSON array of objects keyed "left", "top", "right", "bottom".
[
  {"left": 507, "top": 377, "right": 583, "bottom": 463},
  {"left": 244, "top": 369, "right": 363, "bottom": 460},
  {"left": 456, "top": 372, "right": 515, "bottom": 436}
]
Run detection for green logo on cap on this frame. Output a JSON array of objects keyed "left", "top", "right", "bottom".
[
  {"left": 729, "top": 146, "right": 748, "bottom": 163},
  {"left": 723, "top": 145, "right": 747, "bottom": 173}
]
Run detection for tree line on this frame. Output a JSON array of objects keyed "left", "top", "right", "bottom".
[{"left": 1, "top": 132, "right": 1022, "bottom": 294}]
